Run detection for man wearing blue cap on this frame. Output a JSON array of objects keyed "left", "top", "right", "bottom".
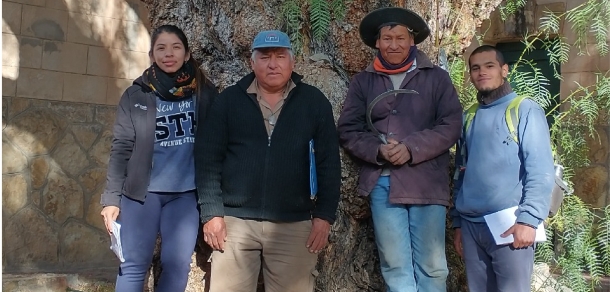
[
  {"left": 195, "top": 30, "right": 341, "bottom": 292},
  {"left": 338, "top": 7, "right": 462, "bottom": 292}
]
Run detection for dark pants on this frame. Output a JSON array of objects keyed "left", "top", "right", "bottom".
[
  {"left": 461, "top": 219, "right": 534, "bottom": 292},
  {"left": 115, "top": 191, "right": 199, "bottom": 292}
]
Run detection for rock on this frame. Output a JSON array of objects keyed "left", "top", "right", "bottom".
[
  {"left": 47, "top": 101, "right": 94, "bottom": 123},
  {"left": 3, "top": 109, "right": 66, "bottom": 156},
  {"left": 85, "top": 191, "right": 106, "bottom": 232},
  {"left": 2, "top": 274, "right": 68, "bottom": 292},
  {"left": 31, "top": 190, "right": 41, "bottom": 208},
  {"left": 3, "top": 207, "right": 59, "bottom": 269},
  {"left": 574, "top": 165, "right": 609, "bottom": 208},
  {"left": 2, "top": 97, "right": 8, "bottom": 127},
  {"left": 8, "top": 97, "right": 31, "bottom": 120},
  {"left": 70, "top": 124, "right": 102, "bottom": 150},
  {"left": 42, "top": 168, "right": 83, "bottom": 224},
  {"left": 30, "top": 156, "right": 50, "bottom": 189},
  {"left": 587, "top": 127, "right": 609, "bottom": 164},
  {"left": 79, "top": 168, "right": 107, "bottom": 195},
  {"left": 94, "top": 106, "right": 117, "bottom": 131},
  {"left": 60, "top": 219, "right": 116, "bottom": 266},
  {"left": 2, "top": 134, "right": 27, "bottom": 174},
  {"left": 51, "top": 133, "right": 89, "bottom": 177},
  {"left": 309, "top": 53, "right": 332, "bottom": 63},
  {"left": 89, "top": 130, "right": 113, "bottom": 166},
  {"left": 2, "top": 174, "right": 28, "bottom": 216},
  {"left": 531, "top": 263, "right": 573, "bottom": 292}
]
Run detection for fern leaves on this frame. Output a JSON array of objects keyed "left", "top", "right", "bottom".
[
  {"left": 309, "top": 0, "right": 331, "bottom": 41},
  {"left": 566, "top": 0, "right": 610, "bottom": 56},
  {"left": 281, "top": 0, "right": 304, "bottom": 55},
  {"left": 279, "top": 0, "right": 349, "bottom": 54}
]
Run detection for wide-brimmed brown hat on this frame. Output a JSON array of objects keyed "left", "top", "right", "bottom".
[{"left": 359, "top": 7, "right": 430, "bottom": 48}]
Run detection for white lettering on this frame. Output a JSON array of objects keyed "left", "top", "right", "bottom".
[
  {"left": 178, "top": 100, "right": 192, "bottom": 112},
  {"left": 157, "top": 103, "right": 174, "bottom": 113}
]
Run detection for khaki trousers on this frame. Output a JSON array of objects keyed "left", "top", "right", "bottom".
[{"left": 209, "top": 216, "right": 318, "bottom": 292}]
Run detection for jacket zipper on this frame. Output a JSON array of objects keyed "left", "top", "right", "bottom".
[{"left": 260, "top": 88, "right": 297, "bottom": 218}]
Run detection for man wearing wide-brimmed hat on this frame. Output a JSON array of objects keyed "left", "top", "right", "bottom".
[{"left": 338, "top": 7, "right": 463, "bottom": 292}]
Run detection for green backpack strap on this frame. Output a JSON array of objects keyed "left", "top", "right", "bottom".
[
  {"left": 506, "top": 95, "right": 528, "bottom": 144},
  {"left": 459, "top": 103, "right": 479, "bottom": 166},
  {"left": 463, "top": 103, "right": 479, "bottom": 135}
]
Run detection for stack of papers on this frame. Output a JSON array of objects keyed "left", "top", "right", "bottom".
[
  {"left": 110, "top": 221, "right": 125, "bottom": 262},
  {"left": 483, "top": 206, "right": 547, "bottom": 245}
]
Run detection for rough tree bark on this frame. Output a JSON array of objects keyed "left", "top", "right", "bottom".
[{"left": 140, "top": 0, "right": 502, "bottom": 291}]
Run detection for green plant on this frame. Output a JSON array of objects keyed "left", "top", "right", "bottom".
[
  {"left": 499, "top": 0, "right": 527, "bottom": 20},
  {"left": 278, "top": 0, "right": 349, "bottom": 54},
  {"left": 281, "top": 0, "right": 304, "bottom": 56}
]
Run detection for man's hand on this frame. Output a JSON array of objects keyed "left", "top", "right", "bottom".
[
  {"left": 203, "top": 217, "right": 227, "bottom": 251},
  {"left": 378, "top": 142, "right": 398, "bottom": 162},
  {"left": 306, "top": 218, "right": 331, "bottom": 254},
  {"left": 453, "top": 228, "right": 463, "bottom": 258},
  {"left": 100, "top": 206, "right": 120, "bottom": 235},
  {"left": 501, "top": 223, "right": 536, "bottom": 249},
  {"left": 385, "top": 138, "right": 411, "bottom": 165}
]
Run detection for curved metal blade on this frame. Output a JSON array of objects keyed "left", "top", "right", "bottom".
[{"left": 366, "top": 89, "right": 419, "bottom": 144}]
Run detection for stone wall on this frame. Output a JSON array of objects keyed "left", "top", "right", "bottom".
[
  {"left": 466, "top": 0, "right": 610, "bottom": 208},
  {"left": 2, "top": 0, "right": 151, "bottom": 273}
]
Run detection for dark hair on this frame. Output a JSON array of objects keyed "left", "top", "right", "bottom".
[
  {"left": 469, "top": 45, "right": 506, "bottom": 67},
  {"left": 149, "top": 25, "right": 208, "bottom": 97}
]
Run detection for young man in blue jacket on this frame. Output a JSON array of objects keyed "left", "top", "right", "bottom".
[{"left": 451, "top": 45, "right": 555, "bottom": 292}]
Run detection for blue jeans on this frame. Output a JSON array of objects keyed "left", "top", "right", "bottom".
[
  {"left": 460, "top": 219, "right": 534, "bottom": 292},
  {"left": 370, "top": 176, "right": 448, "bottom": 292},
  {"left": 115, "top": 191, "right": 199, "bottom": 292}
]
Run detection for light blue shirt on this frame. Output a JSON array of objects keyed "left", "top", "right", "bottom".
[
  {"left": 148, "top": 96, "right": 196, "bottom": 192},
  {"left": 451, "top": 92, "right": 555, "bottom": 228}
]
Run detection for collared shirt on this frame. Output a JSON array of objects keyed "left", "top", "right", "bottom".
[{"left": 247, "top": 79, "right": 296, "bottom": 136}]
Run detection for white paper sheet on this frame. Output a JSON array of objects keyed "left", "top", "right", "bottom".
[
  {"left": 110, "top": 221, "right": 125, "bottom": 262},
  {"left": 483, "top": 206, "right": 546, "bottom": 245}
]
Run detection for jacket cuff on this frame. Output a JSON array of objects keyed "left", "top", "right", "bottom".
[
  {"left": 100, "top": 192, "right": 121, "bottom": 207},
  {"left": 199, "top": 204, "right": 225, "bottom": 224},
  {"left": 516, "top": 211, "right": 541, "bottom": 228},
  {"left": 312, "top": 212, "right": 336, "bottom": 225}
]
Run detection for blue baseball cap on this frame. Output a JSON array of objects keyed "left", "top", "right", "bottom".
[{"left": 251, "top": 30, "right": 292, "bottom": 51}]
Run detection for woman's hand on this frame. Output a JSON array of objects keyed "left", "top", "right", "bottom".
[{"left": 100, "top": 206, "right": 120, "bottom": 234}]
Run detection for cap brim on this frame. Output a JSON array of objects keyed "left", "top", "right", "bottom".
[
  {"left": 359, "top": 7, "right": 430, "bottom": 48},
  {"left": 251, "top": 44, "right": 293, "bottom": 51}
]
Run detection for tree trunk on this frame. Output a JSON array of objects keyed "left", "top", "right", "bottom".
[{"left": 141, "top": 0, "right": 502, "bottom": 291}]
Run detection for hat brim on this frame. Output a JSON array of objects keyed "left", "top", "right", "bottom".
[
  {"left": 251, "top": 44, "right": 293, "bottom": 51},
  {"left": 359, "top": 7, "right": 430, "bottom": 48}
]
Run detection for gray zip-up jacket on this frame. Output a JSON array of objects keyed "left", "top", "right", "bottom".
[{"left": 101, "top": 75, "right": 218, "bottom": 207}]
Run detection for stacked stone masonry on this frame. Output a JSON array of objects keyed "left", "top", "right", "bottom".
[
  {"left": 2, "top": 0, "right": 151, "bottom": 273},
  {"left": 2, "top": 96, "right": 118, "bottom": 271}
]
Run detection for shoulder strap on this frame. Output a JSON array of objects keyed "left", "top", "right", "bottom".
[
  {"left": 464, "top": 103, "right": 479, "bottom": 134},
  {"left": 506, "top": 95, "right": 528, "bottom": 144}
]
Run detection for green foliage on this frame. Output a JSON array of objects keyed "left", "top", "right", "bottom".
[
  {"left": 447, "top": 57, "right": 476, "bottom": 109},
  {"left": 309, "top": 0, "right": 331, "bottom": 41},
  {"left": 566, "top": 0, "right": 610, "bottom": 56},
  {"left": 499, "top": 0, "right": 527, "bottom": 20},
  {"left": 279, "top": 0, "right": 349, "bottom": 54},
  {"left": 330, "top": 0, "right": 348, "bottom": 22},
  {"left": 600, "top": 205, "right": 610, "bottom": 275},
  {"left": 281, "top": 0, "right": 304, "bottom": 56}
]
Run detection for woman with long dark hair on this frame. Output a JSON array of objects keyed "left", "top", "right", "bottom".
[{"left": 100, "top": 24, "right": 217, "bottom": 291}]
